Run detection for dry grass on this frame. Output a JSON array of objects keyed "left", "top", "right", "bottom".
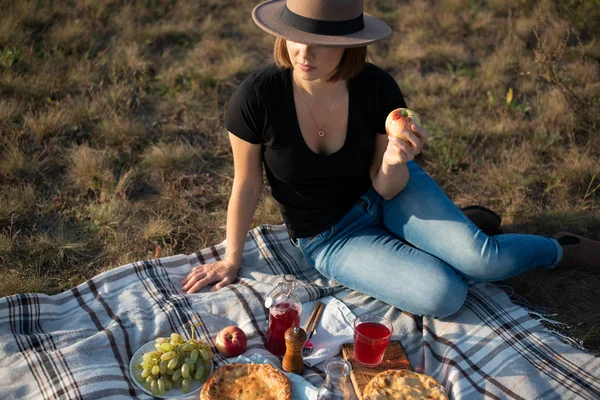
[{"left": 0, "top": 0, "right": 598, "bottom": 351}]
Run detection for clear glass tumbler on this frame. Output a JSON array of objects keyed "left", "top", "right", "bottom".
[{"left": 317, "top": 358, "right": 352, "bottom": 400}]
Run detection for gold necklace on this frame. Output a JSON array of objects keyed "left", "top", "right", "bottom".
[{"left": 294, "top": 75, "right": 343, "bottom": 137}]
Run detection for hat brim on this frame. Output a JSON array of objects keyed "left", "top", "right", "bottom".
[{"left": 252, "top": 0, "right": 392, "bottom": 48}]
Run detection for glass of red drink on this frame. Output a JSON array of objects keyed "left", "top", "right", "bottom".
[{"left": 353, "top": 314, "right": 393, "bottom": 368}]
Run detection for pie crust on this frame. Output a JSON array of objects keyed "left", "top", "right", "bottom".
[
  {"left": 199, "top": 363, "right": 292, "bottom": 400},
  {"left": 363, "top": 369, "right": 448, "bottom": 400}
]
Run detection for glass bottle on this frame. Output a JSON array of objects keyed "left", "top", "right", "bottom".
[
  {"left": 265, "top": 274, "right": 302, "bottom": 356},
  {"left": 317, "top": 358, "right": 352, "bottom": 400}
]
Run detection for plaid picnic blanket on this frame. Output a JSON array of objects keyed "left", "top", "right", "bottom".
[{"left": 1, "top": 223, "right": 599, "bottom": 399}]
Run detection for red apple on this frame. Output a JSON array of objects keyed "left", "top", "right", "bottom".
[
  {"left": 215, "top": 326, "right": 247, "bottom": 357},
  {"left": 385, "top": 108, "right": 422, "bottom": 146}
]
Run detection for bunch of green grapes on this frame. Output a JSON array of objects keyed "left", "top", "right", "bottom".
[{"left": 133, "top": 331, "right": 214, "bottom": 396}]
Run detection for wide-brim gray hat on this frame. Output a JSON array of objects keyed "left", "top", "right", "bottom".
[{"left": 252, "top": 0, "right": 392, "bottom": 48}]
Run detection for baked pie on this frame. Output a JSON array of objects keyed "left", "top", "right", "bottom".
[
  {"left": 199, "top": 363, "right": 292, "bottom": 400},
  {"left": 363, "top": 369, "right": 448, "bottom": 400}
]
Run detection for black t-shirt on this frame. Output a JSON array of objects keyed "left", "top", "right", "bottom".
[{"left": 225, "top": 62, "right": 406, "bottom": 238}]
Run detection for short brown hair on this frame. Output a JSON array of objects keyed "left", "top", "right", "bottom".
[{"left": 273, "top": 38, "right": 367, "bottom": 82}]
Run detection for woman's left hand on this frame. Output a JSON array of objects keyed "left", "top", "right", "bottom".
[{"left": 384, "top": 123, "right": 429, "bottom": 166}]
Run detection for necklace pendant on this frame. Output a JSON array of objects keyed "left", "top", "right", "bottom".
[{"left": 318, "top": 130, "right": 325, "bottom": 137}]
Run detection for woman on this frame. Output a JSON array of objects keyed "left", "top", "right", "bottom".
[{"left": 182, "top": 0, "right": 599, "bottom": 318}]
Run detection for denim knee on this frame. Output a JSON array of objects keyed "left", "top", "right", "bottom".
[
  {"left": 387, "top": 272, "right": 469, "bottom": 319},
  {"left": 418, "top": 280, "right": 468, "bottom": 319}
]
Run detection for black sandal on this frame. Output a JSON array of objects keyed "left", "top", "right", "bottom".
[
  {"left": 554, "top": 232, "right": 600, "bottom": 271},
  {"left": 460, "top": 205, "right": 503, "bottom": 236}
]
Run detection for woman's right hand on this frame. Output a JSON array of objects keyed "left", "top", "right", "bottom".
[{"left": 181, "top": 259, "right": 240, "bottom": 294}]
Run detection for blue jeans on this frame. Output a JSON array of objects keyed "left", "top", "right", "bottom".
[{"left": 292, "top": 161, "right": 562, "bottom": 318}]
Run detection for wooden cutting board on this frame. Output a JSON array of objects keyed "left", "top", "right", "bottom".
[{"left": 341, "top": 340, "right": 412, "bottom": 400}]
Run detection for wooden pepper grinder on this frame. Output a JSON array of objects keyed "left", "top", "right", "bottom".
[{"left": 282, "top": 326, "right": 307, "bottom": 374}]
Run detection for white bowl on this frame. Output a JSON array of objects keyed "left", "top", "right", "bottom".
[{"left": 129, "top": 340, "right": 214, "bottom": 398}]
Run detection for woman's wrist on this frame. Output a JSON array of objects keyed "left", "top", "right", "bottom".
[
  {"left": 373, "top": 160, "right": 410, "bottom": 200},
  {"left": 381, "top": 158, "right": 406, "bottom": 174},
  {"left": 223, "top": 253, "right": 242, "bottom": 270}
]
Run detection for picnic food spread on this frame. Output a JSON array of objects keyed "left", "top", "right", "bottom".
[
  {"left": 362, "top": 369, "right": 448, "bottom": 400},
  {"left": 200, "top": 363, "right": 292, "bottom": 400},
  {"left": 129, "top": 279, "right": 446, "bottom": 399}
]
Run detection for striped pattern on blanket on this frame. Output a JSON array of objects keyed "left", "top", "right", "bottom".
[{"left": 1, "top": 224, "right": 599, "bottom": 399}]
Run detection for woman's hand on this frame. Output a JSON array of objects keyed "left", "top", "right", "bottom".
[
  {"left": 384, "top": 123, "right": 429, "bottom": 166},
  {"left": 181, "top": 259, "right": 240, "bottom": 294}
]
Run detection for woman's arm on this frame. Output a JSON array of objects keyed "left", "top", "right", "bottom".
[
  {"left": 223, "top": 132, "right": 264, "bottom": 267},
  {"left": 369, "top": 124, "right": 428, "bottom": 200},
  {"left": 182, "top": 132, "right": 263, "bottom": 293}
]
